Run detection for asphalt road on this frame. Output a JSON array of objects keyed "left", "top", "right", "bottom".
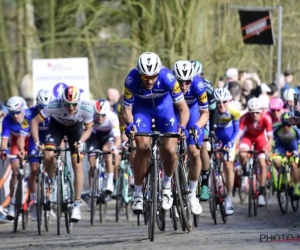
[{"left": 0, "top": 195, "right": 299, "bottom": 250}]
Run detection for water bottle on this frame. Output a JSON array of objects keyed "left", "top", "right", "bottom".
[{"left": 99, "top": 173, "right": 104, "bottom": 190}]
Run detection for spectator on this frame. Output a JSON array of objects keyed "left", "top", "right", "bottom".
[
  {"left": 217, "top": 76, "right": 225, "bottom": 88},
  {"left": 225, "top": 68, "right": 238, "bottom": 89},
  {"left": 240, "top": 72, "right": 262, "bottom": 109},
  {"left": 260, "top": 83, "right": 271, "bottom": 96},
  {"left": 267, "top": 83, "right": 278, "bottom": 98},
  {"left": 106, "top": 88, "right": 120, "bottom": 114},
  {"left": 228, "top": 81, "right": 243, "bottom": 110},
  {"left": 238, "top": 70, "right": 248, "bottom": 85}
]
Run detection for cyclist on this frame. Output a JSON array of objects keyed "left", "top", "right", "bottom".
[
  {"left": 86, "top": 99, "right": 121, "bottom": 210},
  {"left": 214, "top": 88, "right": 240, "bottom": 215},
  {"left": 272, "top": 112, "right": 300, "bottom": 197},
  {"left": 239, "top": 97, "right": 273, "bottom": 206},
  {"left": 0, "top": 96, "right": 31, "bottom": 220},
  {"left": 30, "top": 86, "right": 93, "bottom": 222},
  {"left": 122, "top": 52, "right": 190, "bottom": 213},
  {"left": 18, "top": 90, "right": 53, "bottom": 220},
  {"left": 268, "top": 97, "right": 285, "bottom": 129},
  {"left": 173, "top": 60, "right": 209, "bottom": 215},
  {"left": 190, "top": 60, "right": 217, "bottom": 201}
]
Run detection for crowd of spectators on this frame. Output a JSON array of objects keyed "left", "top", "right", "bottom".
[{"left": 216, "top": 67, "right": 295, "bottom": 115}]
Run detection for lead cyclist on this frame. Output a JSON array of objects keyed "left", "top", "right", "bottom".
[{"left": 191, "top": 60, "right": 218, "bottom": 201}]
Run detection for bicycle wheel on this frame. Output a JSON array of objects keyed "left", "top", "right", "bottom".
[
  {"left": 99, "top": 201, "right": 107, "bottom": 224},
  {"left": 115, "top": 169, "right": 123, "bottom": 222},
  {"left": 156, "top": 204, "right": 165, "bottom": 231},
  {"left": 44, "top": 177, "right": 50, "bottom": 232},
  {"left": 291, "top": 193, "right": 299, "bottom": 212},
  {"left": 238, "top": 175, "right": 248, "bottom": 203},
  {"left": 13, "top": 177, "right": 22, "bottom": 233},
  {"left": 220, "top": 175, "right": 228, "bottom": 223},
  {"left": 64, "top": 174, "right": 74, "bottom": 234},
  {"left": 56, "top": 170, "right": 62, "bottom": 235},
  {"left": 277, "top": 168, "right": 289, "bottom": 214},
  {"left": 265, "top": 168, "right": 273, "bottom": 206},
  {"left": 253, "top": 176, "right": 259, "bottom": 216},
  {"left": 148, "top": 159, "right": 157, "bottom": 242},
  {"left": 22, "top": 183, "right": 29, "bottom": 230},
  {"left": 170, "top": 203, "right": 178, "bottom": 231},
  {"left": 37, "top": 172, "right": 43, "bottom": 235},
  {"left": 91, "top": 167, "right": 99, "bottom": 225},
  {"left": 248, "top": 170, "right": 253, "bottom": 217},
  {"left": 174, "top": 164, "right": 192, "bottom": 231},
  {"left": 208, "top": 169, "right": 217, "bottom": 224}
]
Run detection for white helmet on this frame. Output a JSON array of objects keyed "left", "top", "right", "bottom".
[
  {"left": 94, "top": 99, "right": 110, "bottom": 115},
  {"left": 6, "top": 96, "right": 23, "bottom": 112},
  {"left": 283, "top": 88, "right": 295, "bottom": 101},
  {"left": 36, "top": 90, "right": 53, "bottom": 106},
  {"left": 214, "top": 88, "right": 232, "bottom": 102},
  {"left": 137, "top": 52, "right": 161, "bottom": 76},
  {"left": 258, "top": 95, "right": 270, "bottom": 109},
  {"left": 173, "top": 60, "right": 194, "bottom": 81},
  {"left": 247, "top": 97, "right": 262, "bottom": 111},
  {"left": 190, "top": 60, "right": 203, "bottom": 76}
]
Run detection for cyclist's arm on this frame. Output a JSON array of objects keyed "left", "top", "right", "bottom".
[
  {"left": 112, "top": 114, "right": 121, "bottom": 149},
  {"left": 1, "top": 116, "right": 10, "bottom": 151},
  {"left": 31, "top": 114, "right": 44, "bottom": 144},
  {"left": 123, "top": 83, "right": 135, "bottom": 126},
  {"left": 174, "top": 99, "right": 189, "bottom": 128},
  {"left": 80, "top": 113, "right": 93, "bottom": 143},
  {"left": 196, "top": 84, "right": 209, "bottom": 128},
  {"left": 17, "top": 135, "right": 26, "bottom": 153},
  {"left": 0, "top": 137, "right": 8, "bottom": 151}
]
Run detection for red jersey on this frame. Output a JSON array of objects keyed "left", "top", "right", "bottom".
[{"left": 239, "top": 112, "right": 273, "bottom": 137}]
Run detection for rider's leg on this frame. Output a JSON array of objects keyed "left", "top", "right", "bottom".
[{"left": 200, "top": 132, "right": 210, "bottom": 201}]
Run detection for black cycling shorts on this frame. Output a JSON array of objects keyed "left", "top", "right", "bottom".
[
  {"left": 43, "top": 118, "right": 83, "bottom": 155},
  {"left": 86, "top": 132, "right": 113, "bottom": 156}
]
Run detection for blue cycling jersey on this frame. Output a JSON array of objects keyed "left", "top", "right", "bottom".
[
  {"left": 123, "top": 67, "right": 184, "bottom": 108},
  {"left": 182, "top": 75, "right": 208, "bottom": 110},
  {"left": 123, "top": 67, "right": 184, "bottom": 133},
  {"left": 2, "top": 109, "right": 32, "bottom": 138},
  {"left": 27, "top": 106, "right": 50, "bottom": 132}
]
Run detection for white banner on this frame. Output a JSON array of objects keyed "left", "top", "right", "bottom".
[{"left": 32, "top": 58, "right": 90, "bottom": 102}]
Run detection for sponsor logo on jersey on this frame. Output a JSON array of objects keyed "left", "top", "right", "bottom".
[
  {"left": 124, "top": 87, "right": 133, "bottom": 99},
  {"left": 199, "top": 92, "right": 208, "bottom": 103},
  {"left": 172, "top": 82, "right": 181, "bottom": 94},
  {"left": 197, "top": 81, "right": 204, "bottom": 91},
  {"left": 126, "top": 76, "right": 133, "bottom": 85},
  {"left": 21, "top": 119, "right": 29, "bottom": 129},
  {"left": 57, "top": 117, "right": 76, "bottom": 124},
  {"left": 166, "top": 73, "right": 175, "bottom": 82}
]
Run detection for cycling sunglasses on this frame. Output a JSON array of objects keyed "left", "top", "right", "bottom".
[
  {"left": 10, "top": 110, "right": 22, "bottom": 115},
  {"left": 64, "top": 103, "right": 78, "bottom": 107},
  {"left": 283, "top": 122, "right": 291, "bottom": 127},
  {"left": 217, "top": 101, "right": 227, "bottom": 105},
  {"left": 250, "top": 112, "right": 261, "bottom": 115},
  {"left": 271, "top": 109, "right": 281, "bottom": 112},
  {"left": 96, "top": 114, "right": 106, "bottom": 118},
  {"left": 140, "top": 74, "right": 158, "bottom": 81},
  {"left": 178, "top": 79, "right": 192, "bottom": 85}
]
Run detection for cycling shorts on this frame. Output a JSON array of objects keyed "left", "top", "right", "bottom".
[
  {"left": 43, "top": 118, "right": 84, "bottom": 157},
  {"left": 239, "top": 132, "right": 267, "bottom": 159}
]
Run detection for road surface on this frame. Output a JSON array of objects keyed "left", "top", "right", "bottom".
[{"left": 0, "top": 195, "right": 299, "bottom": 250}]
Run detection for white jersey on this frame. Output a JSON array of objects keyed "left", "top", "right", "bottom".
[
  {"left": 39, "top": 97, "right": 93, "bottom": 127},
  {"left": 93, "top": 111, "right": 121, "bottom": 137}
]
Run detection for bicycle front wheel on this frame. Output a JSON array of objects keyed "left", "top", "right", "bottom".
[
  {"left": 56, "top": 170, "right": 62, "bottom": 235},
  {"left": 91, "top": 167, "right": 99, "bottom": 225},
  {"left": 37, "top": 172, "right": 45, "bottom": 235},
  {"left": 148, "top": 160, "right": 157, "bottom": 242}
]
